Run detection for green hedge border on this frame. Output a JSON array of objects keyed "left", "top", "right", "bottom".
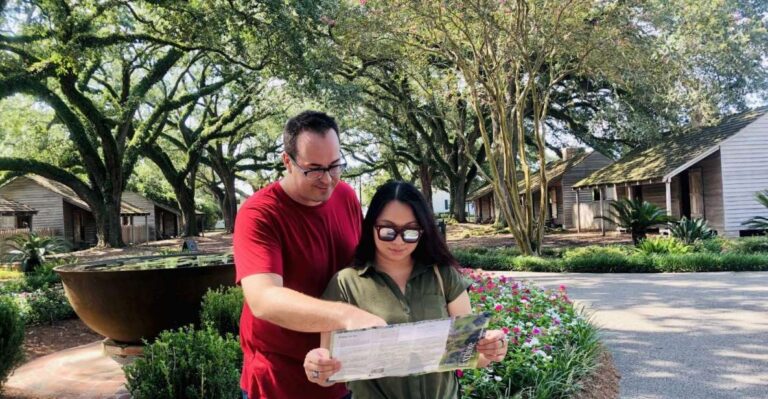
[{"left": 453, "top": 248, "right": 768, "bottom": 273}]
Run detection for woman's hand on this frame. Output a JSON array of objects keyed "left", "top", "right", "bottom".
[
  {"left": 477, "top": 329, "right": 508, "bottom": 365},
  {"left": 304, "top": 348, "right": 341, "bottom": 387}
]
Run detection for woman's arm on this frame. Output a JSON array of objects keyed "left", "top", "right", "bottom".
[{"left": 448, "top": 291, "right": 508, "bottom": 367}]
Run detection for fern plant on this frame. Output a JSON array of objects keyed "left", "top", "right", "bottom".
[
  {"left": 598, "top": 199, "right": 670, "bottom": 245},
  {"left": 743, "top": 190, "right": 768, "bottom": 231},
  {"left": 670, "top": 217, "right": 716, "bottom": 244},
  {"left": 635, "top": 237, "right": 692, "bottom": 255}
]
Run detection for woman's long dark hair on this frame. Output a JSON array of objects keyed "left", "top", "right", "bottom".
[{"left": 354, "top": 181, "right": 457, "bottom": 268}]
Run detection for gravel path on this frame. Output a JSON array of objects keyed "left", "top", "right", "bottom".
[{"left": 499, "top": 271, "right": 768, "bottom": 399}]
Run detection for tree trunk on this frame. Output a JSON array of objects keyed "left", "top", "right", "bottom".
[
  {"left": 177, "top": 187, "right": 198, "bottom": 237},
  {"left": 450, "top": 177, "right": 468, "bottom": 223},
  {"left": 223, "top": 175, "right": 237, "bottom": 233},
  {"left": 419, "top": 162, "right": 433, "bottom": 212}
]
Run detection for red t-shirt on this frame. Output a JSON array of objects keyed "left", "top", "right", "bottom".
[{"left": 234, "top": 181, "right": 362, "bottom": 399}]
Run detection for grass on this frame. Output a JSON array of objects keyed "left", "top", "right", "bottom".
[{"left": 0, "top": 269, "right": 22, "bottom": 281}]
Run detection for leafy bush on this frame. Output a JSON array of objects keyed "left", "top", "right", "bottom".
[
  {"left": 561, "top": 246, "right": 652, "bottom": 273},
  {"left": 16, "top": 286, "right": 76, "bottom": 326},
  {"left": 200, "top": 286, "right": 243, "bottom": 337},
  {"left": 511, "top": 256, "right": 561, "bottom": 272},
  {"left": 693, "top": 237, "right": 725, "bottom": 254},
  {"left": 4, "top": 233, "right": 70, "bottom": 274},
  {"left": 123, "top": 325, "right": 241, "bottom": 399},
  {"left": 635, "top": 237, "right": 692, "bottom": 255},
  {"left": 723, "top": 237, "right": 768, "bottom": 254},
  {"left": 669, "top": 217, "right": 716, "bottom": 244},
  {"left": 742, "top": 189, "right": 768, "bottom": 230},
  {"left": 460, "top": 270, "right": 601, "bottom": 398},
  {"left": 454, "top": 249, "right": 517, "bottom": 271},
  {"left": 0, "top": 296, "right": 25, "bottom": 389}
]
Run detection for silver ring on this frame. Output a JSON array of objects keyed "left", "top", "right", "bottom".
[{"left": 311, "top": 370, "right": 320, "bottom": 379}]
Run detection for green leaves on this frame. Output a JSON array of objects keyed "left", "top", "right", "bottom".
[
  {"left": 600, "top": 199, "right": 670, "bottom": 245},
  {"left": 743, "top": 190, "right": 768, "bottom": 231}
]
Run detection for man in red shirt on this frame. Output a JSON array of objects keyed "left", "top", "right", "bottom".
[{"left": 234, "top": 111, "right": 386, "bottom": 399}]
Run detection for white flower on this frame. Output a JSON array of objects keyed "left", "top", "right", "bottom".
[{"left": 494, "top": 376, "right": 503, "bottom": 382}]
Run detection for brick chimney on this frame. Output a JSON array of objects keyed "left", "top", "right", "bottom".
[{"left": 562, "top": 147, "right": 583, "bottom": 160}]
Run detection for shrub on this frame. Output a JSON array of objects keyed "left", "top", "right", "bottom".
[
  {"left": 635, "top": 237, "right": 692, "bottom": 255},
  {"left": 511, "top": 256, "right": 561, "bottom": 272},
  {"left": 669, "top": 217, "right": 716, "bottom": 244},
  {"left": 561, "top": 246, "right": 652, "bottom": 273},
  {"left": 200, "top": 286, "right": 243, "bottom": 337},
  {"left": 693, "top": 237, "right": 725, "bottom": 254},
  {"left": 724, "top": 237, "right": 768, "bottom": 254},
  {"left": 0, "top": 296, "right": 25, "bottom": 389},
  {"left": 123, "top": 325, "right": 241, "bottom": 399},
  {"left": 19, "top": 286, "right": 76, "bottom": 326},
  {"left": 460, "top": 270, "right": 601, "bottom": 398},
  {"left": 453, "top": 249, "right": 516, "bottom": 271}
]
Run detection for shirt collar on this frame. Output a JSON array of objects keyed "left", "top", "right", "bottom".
[{"left": 356, "top": 260, "right": 432, "bottom": 279}]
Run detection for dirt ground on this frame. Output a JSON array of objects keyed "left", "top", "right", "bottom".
[
  {"left": 21, "top": 318, "right": 103, "bottom": 361},
  {"left": 447, "top": 223, "right": 632, "bottom": 250},
  {"left": 575, "top": 349, "right": 621, "bottom": 399}
]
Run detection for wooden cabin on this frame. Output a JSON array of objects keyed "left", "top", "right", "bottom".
[
  {"left": 0, "top": 175, "right": 149, "bottom": 248},
  {"left": 467, "top": 149, "right": 613, "bottom": 229},
  {"left": 574, "top": 106, "right": 768, "bottom": 237}
]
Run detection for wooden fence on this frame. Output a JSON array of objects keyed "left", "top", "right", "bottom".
[
  {"left": 0, "top": 227, "right": 58, "bottom": 241},
  {"left": 573, "top": 202, "right": 617, "bottom": 231},
  {"left": 121, "top": 225, "right": 150, "bottom": 244}
]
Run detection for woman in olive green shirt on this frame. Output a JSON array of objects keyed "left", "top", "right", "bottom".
[{"left": 304, "top": 181, "right": 508, "bottom": 399}]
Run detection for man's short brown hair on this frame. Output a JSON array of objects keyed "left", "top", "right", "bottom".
[{"left": 283, "top": 111, "right": 340, "bottom": 157}]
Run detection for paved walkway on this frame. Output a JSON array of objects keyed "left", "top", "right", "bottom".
[
  {"left": 501, "top": 271, "right": 768, "bottom": 399},
  {"left": 3, "top": 342, "right": 128, "bottom": 399}
]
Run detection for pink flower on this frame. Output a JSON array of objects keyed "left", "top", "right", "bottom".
[
  {"left": 359, "top": 0, "right": 367, "bottom": 5},
  {"left": 512, "top": 326, "right": 522, "bottom": 334},
  {"left": 532, "top": 327, "right": 542, "bottom": 335},
  {"left": 494, "top": 304, "right": 503, "bottom": 312},
  {"left": 456, "top": 369, "right": 464, "bottom": 378},
  {"left": 559, "top": 284, "right": 567, "bottom": 292},
  {"left": 480, "top": 295, "right": 487, "bottom": 302},
  {"left": 501, "top": 327, "right": 510, "bottom": 335}
]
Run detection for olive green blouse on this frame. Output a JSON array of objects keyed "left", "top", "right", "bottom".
[{"left": 322, "top": 262, "right": 472, "bottom": 399}]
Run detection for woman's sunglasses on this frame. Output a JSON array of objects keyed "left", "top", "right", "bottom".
[{"left": 374, "top": 225, "right": 423, "bottom": 243}]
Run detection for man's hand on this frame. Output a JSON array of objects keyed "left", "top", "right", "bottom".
[
  {"left": 304, "top": 348, "right": 341, "bottom": 387},
  {"left": 342, "top": 307, "right": 387, "bottom": 330}
]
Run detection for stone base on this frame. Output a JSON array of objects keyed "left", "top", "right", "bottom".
[{"left": 102, "top": 338, "right": 144, "bottom": 365}]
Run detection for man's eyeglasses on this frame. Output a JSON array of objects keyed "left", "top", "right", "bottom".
[
  {"left": 374, "top": 225, "right": 423, "bottom": 243},
  {"left": 289, "top": 154, "right": 346, "bottom": 180}
]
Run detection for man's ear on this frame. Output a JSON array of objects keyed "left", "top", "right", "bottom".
[{"left": 282, "top": 152, "right": 292, "bottom": 172}]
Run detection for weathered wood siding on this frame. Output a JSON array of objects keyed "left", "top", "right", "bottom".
[
  {"left": 720, "top": 113, "right": 768, "bottom": 236},
  {"left": 122, "top": 192, "right": 156, "bottom": 239},
  {"left": 562, "top": 152, "right": 613, "bottom": 229},
  {"left": 0, "top": 177, "right": 65, "bottom": 236},
  {"left": 695, "top": 152, "right": 725, "bottom": 233}
]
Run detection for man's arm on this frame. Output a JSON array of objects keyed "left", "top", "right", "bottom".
[{"left": 241, "top": 273, "right": 386, "bottom": 332}]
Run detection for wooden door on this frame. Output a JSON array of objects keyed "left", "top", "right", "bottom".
[{"left": 689, "top": 168, "right": 704, "bottom": 219}]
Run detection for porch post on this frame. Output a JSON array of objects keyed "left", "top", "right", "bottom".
[
  {"left": 599, "top": 186, "right": 605, "bottom": 236},
  {"left": 665, "top": 180, "right": 672, "bottom": 216},
  {"left": 130, "top": 215, "right": 134, "bottom": 244},
  {"left": 575, "top": 188, "right": 581, "bottom": 233},
  {"left": 145, "top": 215, "right": 149, "bottom": 244}
]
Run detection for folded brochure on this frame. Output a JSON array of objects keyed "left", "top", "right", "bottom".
[{"left": 328, "top": 313, "right": 491, "bottom": 382}]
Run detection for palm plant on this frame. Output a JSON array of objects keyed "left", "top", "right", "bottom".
[
  {"left": 743, "top": 190, "right": 768, "bottom": 231},
  {"left": 5, "top": 232, "right": 70, "bottom": 274},
  {"left": 598, "top": 199, "right": 670, "bottom": 245},
  {"left": 669, "top": 217, "right": 716, "bottom": 244}
]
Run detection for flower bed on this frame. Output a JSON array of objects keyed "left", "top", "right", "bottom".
[{"left": 459, "top": 269, "right": 601, "bottom": 398}]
